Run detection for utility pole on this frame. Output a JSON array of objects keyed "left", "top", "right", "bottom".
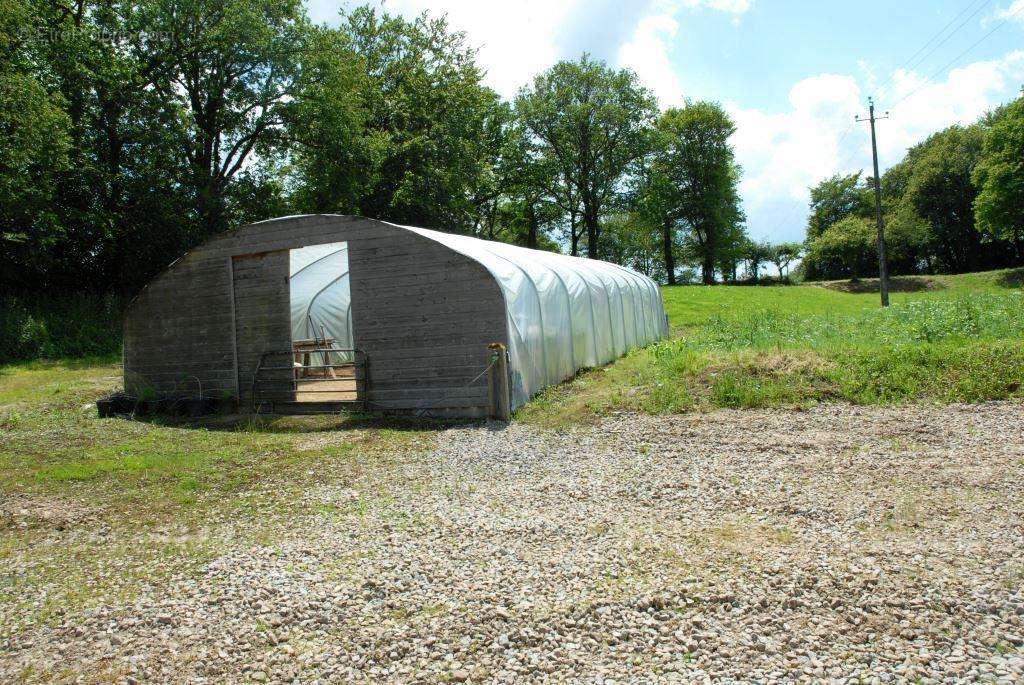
[{"left": 857, "top": 97, "right": 890, "bottom": 307}]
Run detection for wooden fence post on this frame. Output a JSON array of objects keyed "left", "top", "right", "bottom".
[{"left": 487, "top": 343, "right": 510, "bottom": 421}]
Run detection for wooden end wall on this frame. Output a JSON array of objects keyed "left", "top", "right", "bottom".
[{"left": 123, "top": 216, "right": 508, "bottom": 417}]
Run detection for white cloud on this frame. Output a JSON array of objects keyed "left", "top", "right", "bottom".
[
  {"left": 878, "top": 51, "right": 1024, "bottom": 163},
  {"left": 616, "top": 0, "right": 752, "bottom": 108},
  {"left": 307, "top": 0, "right": 582, "bottom": 98},
  {"left": 679, "top": 0, "right": 753, "bottom": 25},
  {"left": 308, "top": 0, "right": 751, "bottom": 100},
  {"left": 730, "top": 74, "right": 863, "bottom": 210},
  {"left": 618, "top": 13, "right": 685, "bottom": 108},
  {"left": 735, "top": 51, "right": 1024, "bottom": 242},
  {"left": 680, "top": 0, "right": 752, "bottom": 15},
  {"left": 305, "top": 2, "right": 1020, "bottom": 245},
  {"left": 995, "top": 0, "right": 1024, "bottom": 22}
]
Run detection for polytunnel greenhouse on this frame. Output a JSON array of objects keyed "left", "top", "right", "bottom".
[{"left": 122, "top": 215, "right": 668, "bottom": 418}]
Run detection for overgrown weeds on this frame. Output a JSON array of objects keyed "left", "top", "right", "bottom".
[
  {"left": 0, "top": 295, "right": 123, "bottom": 364},
  {"left": 519, "top": 269, "right": 1024, "bottom": 427}
]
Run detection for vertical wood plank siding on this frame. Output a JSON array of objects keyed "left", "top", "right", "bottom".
[
  {"left": 231, "top": 251, "right": 291, "bottom": 407},
  {"left": 123, "top": 216, "right": 508, "bottom": 417}
]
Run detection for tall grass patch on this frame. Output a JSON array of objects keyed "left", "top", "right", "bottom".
[
  {"left": 832, "top": 342, "right": 1024, "bottom": 404},
  {"left": 520, "top": 271, "right": 1024, "bottom": 425},
  {"left": 684, "top": 292, "right": 1024, "bottom": 352}
]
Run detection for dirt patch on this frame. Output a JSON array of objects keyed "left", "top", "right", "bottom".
[
  {"left": 692, "top": 349, "right": 839, "bottom": 407},
  {"left": 996, "top": 268, "right": 1024, "bottom": 289},
  {"left": 818, "top": 275, "right": 943, "bottom": 293},
  {"left": 703, "top": 348, "right": 832, "bottom": 376},
  {"left": 1, "top": 495, "right": 99, "bottom": 531}
]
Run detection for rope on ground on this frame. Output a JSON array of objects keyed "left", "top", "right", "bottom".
[{"left": 465, "top": 358, "right": 497, "bottom": 387}]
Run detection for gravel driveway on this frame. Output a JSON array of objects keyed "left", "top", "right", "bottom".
[{"left": 3, "top": 402, "right": 1024, "bottom": 683}]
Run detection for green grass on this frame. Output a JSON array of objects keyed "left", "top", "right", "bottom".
[
  {"left": 0, "top": 360, "right": 438, "bottom": 632},
  {"left": 519, "top": 268, "right": 1024, "bottom": 426},
  {"left": 1, "top": 267, "right": 1022, "bottom": 634},
  {"left": 0, "top": 365, "right": 434, "bottom": 522}
]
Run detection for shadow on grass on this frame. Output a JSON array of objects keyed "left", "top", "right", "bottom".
[
  {"left": 130, "top": 411, "right": 490, "bottom": 434},
  {"left": 996, "top": 268, "right": 1024, "bottom": 289},
  {"left": 822, "top": 276, "right": 942, "bottom": 293}
]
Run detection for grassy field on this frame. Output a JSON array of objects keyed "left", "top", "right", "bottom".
[
  {"left": 0, "top": 360, "right": 435, "bottom": 633},
  {"left": 0, "top": 267, "right": 1022, "bottom": 636},
  {"left": 520, "top": 268, "right": 1024, "bottom": 426}
]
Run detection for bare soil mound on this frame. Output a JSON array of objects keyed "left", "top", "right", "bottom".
[{"left": 819, "top": 275, "right": 943, "bottom": 293}]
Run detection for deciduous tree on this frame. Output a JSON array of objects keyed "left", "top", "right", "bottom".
[
  {"left": 973, "top": 98, "right": 1024, "bottom": 264},
  {"left": 769, "top": 242, "right": 802, "bottom": 279},
  {"left": 138, "top": 0, "right": 309, "bottom": 236},
  {"left": 743, "top": 239, "right": 773, "bottom": 283},
  {"left": 515, "top": 55, "right": 656, "bottom": 259},
  {"left": 651, "top": 102, "right": 745, "bottom": 284},
  {"left": 340, "top": 7, "right": 505, "bottom": 233},
  {"left": 804, "top": 216, "right": 876, "bottom": 279},
  {"left": 806, "top": 172, "right": 873, "bottom": 242}
]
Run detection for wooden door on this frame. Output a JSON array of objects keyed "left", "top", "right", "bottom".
[{"left": 231, "top": 251, "right": 291, "bottom": 408}]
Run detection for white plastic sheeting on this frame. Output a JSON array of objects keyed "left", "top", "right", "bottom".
[
  {"left": 286, "top": 227, "right": 668, "bottom": 410},
  {"left": 392, "top": 224, "right": 669, "bottom": 409},
  {"left": 289, "top": 242, "right": 353, "bottom": 359}
]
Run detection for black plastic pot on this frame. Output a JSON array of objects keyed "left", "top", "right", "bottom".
[
  {"left": 135, "top": 399, "right": 156, "bottom": 416},
  {"left": 214, "top": 397, "right": 238, "bottom": 414},
  {"left": 97, "top": 395, "right": 135, "bottom": 417},
  {"left": 97, "top": 393, "right": 238, "bottom": 418},
  {"left": 184, "top": 398, "right": 213, "bottom": 417}
]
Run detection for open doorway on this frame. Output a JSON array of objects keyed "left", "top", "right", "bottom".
[{"left": 288, "top": 242, "right": 362, "bottom": 404}]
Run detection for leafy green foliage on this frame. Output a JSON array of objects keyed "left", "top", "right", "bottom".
[
  {"left": 768, "top": 242, "right": 802, "bottom": 279},
  {"left": 489, "top": 119, "right": 563, "bottom": 248},
  {"left": 805, "top": 100, "right": 1024, "bottom": 281},
  {"left": 0, "top": 73, "right": 70, "bottom": 268},
  {"left": 515, "top": 55, "right": 657, "bottom": 259},
  {"left": 7, "top": 0, "right": 1020, "bottom": 364},
  {"left": 139, "top": 0, "right": 309, "bottom": 235},
  {"left": 973, "top": 98, "right": 1024, "bottom": 263},
  {"left": 903, "top": 125, "right": 986, "bottom": 272},
  {"left": 804, "top": 215, "right": 877, "bottom": 279},
  {"left": 741, "top": 238, "right": 773, "bottom": 283},
  {"left": 2, "top": 0, "right": 250, "bottom": 294},
  {"left": 643, "top": 102, "right": 746, "bottom": 284},
  {"left": 279, "top": 24, "right": 369, "bottom": 215},
  {"left": 0, "top": 296, "right": 122, "bottom": 363},
  {"left": 600, "top": 213, "right": 664, "bottom": 281},
  {"left": 337, "top": 7, "right": 511, "bottom": 232},
  {"left": 806, "top": 172, "right": 874, "bottom": 242}
]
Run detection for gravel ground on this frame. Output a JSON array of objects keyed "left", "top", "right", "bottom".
[{"left": 3, "top": 401, "right": 1024, "bottom": 683}]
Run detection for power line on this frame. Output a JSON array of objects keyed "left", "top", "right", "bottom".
[
  {"left": 885, "top": 2, "right": 1024, "bottom": 110},
  {"left": 765, "top": 201, "right": 805, "bottom": 237},
  {"left": 899, "top": 1, "right": 992, "bottom": 76},
  {"left": 873, "top": 0, "right": 992, "bottom": 97},
  {"left": 834, "top": 123, "right": 870, "bottom": 175},
  {"left": 833, "top": 119, "right": 858, "bottom": 150},
  {"left": 763, "top": 119, "right": 859, "bottom": 237},
  {"left": 760, "top": 2, "right": 1018, "bottom": 246},
  {"left": 767, "top": 2, "right": 1017, "bottom": 247}
]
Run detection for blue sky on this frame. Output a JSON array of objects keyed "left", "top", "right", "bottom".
[{"left": 306, "top": 0, "right": 1024, "bottom": 243}]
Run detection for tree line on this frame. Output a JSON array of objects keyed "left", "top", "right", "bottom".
[
  {"left": 1, "top": 0, "right": 756, "bottom": 298},
  {"left": 802, "top": 96, "right": 1024, "bottom": 280}
]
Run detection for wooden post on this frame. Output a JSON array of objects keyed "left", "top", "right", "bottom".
[{"left": 487, "top": 343, "right": 510, "bottom": 421}]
